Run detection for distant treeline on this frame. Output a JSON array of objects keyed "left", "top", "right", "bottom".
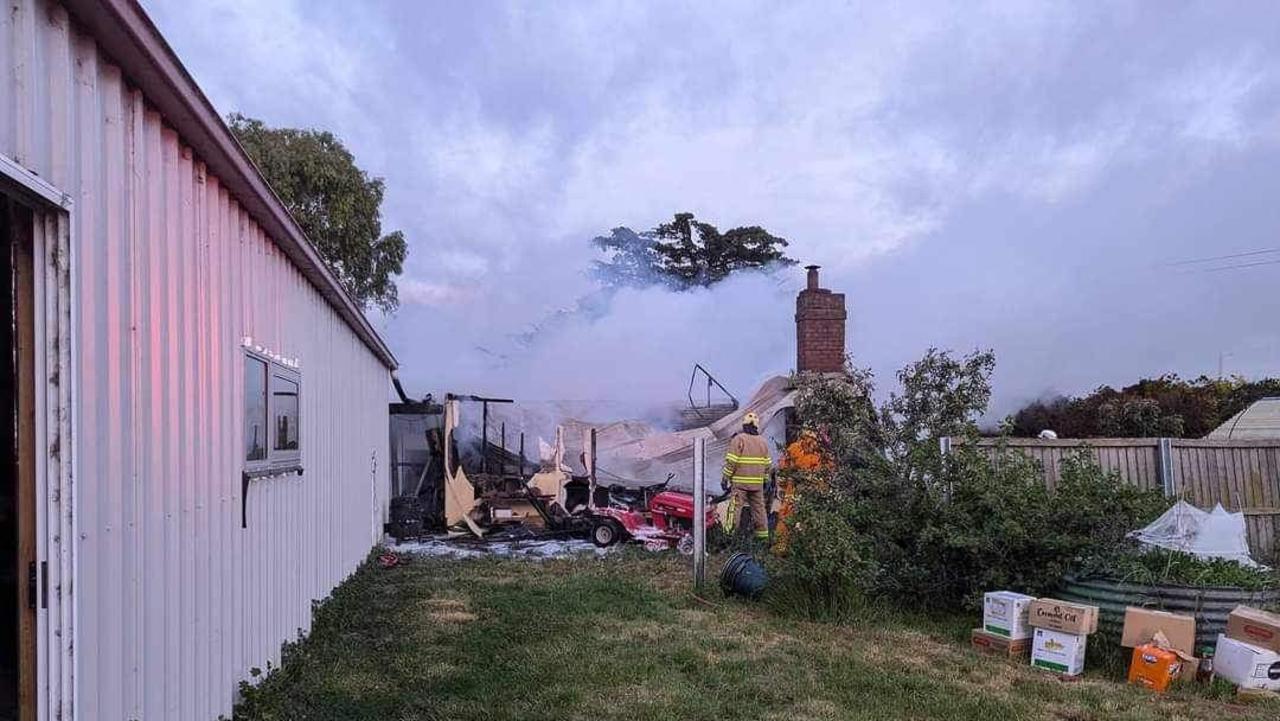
[{"left": 1006, "top": 375, "right": 1280, "bottom": 438}]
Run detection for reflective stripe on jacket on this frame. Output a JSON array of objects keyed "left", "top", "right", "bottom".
[{"left": 722, "top": 432, "right": 772, "bottom": 486}]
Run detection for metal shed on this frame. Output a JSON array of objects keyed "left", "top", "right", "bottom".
[
  {"left": 1207, "top": 397, "right": 1280, "bottom": 440},
  {"left": 1, "top": 1, "right": 396, "bottom": 719}
]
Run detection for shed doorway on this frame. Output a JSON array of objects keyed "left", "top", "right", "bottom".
[{"left": 1, "top": 195, "right": 37, "bottom": 721}]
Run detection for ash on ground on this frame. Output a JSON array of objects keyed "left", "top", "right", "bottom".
[{"left": 388, "top": 535, "right": 613, "bottom": 560}]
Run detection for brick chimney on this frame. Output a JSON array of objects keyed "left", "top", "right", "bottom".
[{"left": 795, "top": 265, "right": 847, "bottom": 374}]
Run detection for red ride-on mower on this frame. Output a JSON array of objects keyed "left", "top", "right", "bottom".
[{"left": 587, "top": 478, "right": 728, "bottom": 553}]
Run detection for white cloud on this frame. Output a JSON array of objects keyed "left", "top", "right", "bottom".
[
  {"left": 1163, "top": 55, "right": 1271, "bottom": 147},
  {"left": 398, "top": 278, "right": 473, "bottom": 307}
]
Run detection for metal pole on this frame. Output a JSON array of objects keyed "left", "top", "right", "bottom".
[
  {"left": 693, "top": 436, "right": 706, "bottom": 589},
  {"left": 501, "top": 422, "right": 507, "bottom": 474},
  {"left": 519, "top": 432, "right": 526, "bottom": 478},
  {"left": 1157, "top": 438, "right": 1175, "bottom": 498},
  {"left": 481, "top": 401, "right": 489, "bottom": 474}
]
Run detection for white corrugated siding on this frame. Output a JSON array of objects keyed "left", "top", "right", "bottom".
[{"left": 2, "top": 2, "right": 392, "bottom": 720}]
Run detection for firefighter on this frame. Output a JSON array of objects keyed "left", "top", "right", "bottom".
[
  {"left": 774, "top": 428, "right": 831, "bottom": 554},
  {"left": 721, "top": 411, "right": 773, "bottom": 543}
]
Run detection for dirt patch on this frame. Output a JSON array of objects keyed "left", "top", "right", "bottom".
[
  {"left": 419, "top": 596, "right": 478, "bottom": 624},
  {"left": 764, "top": 698, "right": 843, "bottom": 721}
]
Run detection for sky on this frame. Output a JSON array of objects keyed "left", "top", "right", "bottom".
[{"left": 143, "top": 0, "right": 1280, "bottom": 417}]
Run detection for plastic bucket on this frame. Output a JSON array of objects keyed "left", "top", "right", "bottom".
[{"left": 720, "top": 552, "right": 769, "bottom": 600}]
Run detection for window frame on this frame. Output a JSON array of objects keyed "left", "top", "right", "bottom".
[
  {"left": 243, "top": 347, "right": 303, "bottom": 476},
  {"left": 268, "top": 365, "right": 301, "bottom": 466},
  {"left": 243, "top": 351, "right": 270, "bottom": 467}
]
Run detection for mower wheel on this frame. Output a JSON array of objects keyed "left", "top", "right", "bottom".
[
  {"left": 591, "top": 519, "right": 623, "bottom": 547},
  {"left": 676, "top": 533, "right": 695, "bottom": 555}
]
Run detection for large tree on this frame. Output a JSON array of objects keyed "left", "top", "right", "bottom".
[
  {"left": 592, "top": 212, "right": 796, "bottom": 290},
  {"left": 229, "top": 113, "right": 407, "bottom": 312}
]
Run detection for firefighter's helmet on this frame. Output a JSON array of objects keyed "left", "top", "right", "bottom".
[{"left": 743, "top": 411, "right": 760, "bottom": 428}]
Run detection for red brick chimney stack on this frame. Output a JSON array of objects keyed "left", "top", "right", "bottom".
[{"left": 795, "top": 265, "right": 847, "bottom": 374}]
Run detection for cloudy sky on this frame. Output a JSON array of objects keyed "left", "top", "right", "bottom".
[{"left": 144, "top": 0, "right": 1280, "bottom": 415}]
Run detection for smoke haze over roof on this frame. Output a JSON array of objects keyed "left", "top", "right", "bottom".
[{"left": 145, "top": 0, "right": 1280, "bottom": 414}]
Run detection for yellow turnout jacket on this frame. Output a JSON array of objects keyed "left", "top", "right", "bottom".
[{"left": 722, "top": 432, "right": 772, "bottom": 487}]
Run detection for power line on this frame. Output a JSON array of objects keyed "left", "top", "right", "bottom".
[
  {"left": 1179, "top": 257, "right": 1280, "bottom": 274},
  {"left": 1163, "top": 247, "right": 1280, "bottom": 267}
]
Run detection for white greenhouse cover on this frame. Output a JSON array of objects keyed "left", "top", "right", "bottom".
[{"left": 1128, "top": 500, "right": 1261, "bottom": 568}]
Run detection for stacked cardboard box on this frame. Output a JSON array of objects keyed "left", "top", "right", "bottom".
[
  {"left": 982, "top": 591, "right": 1035, "bottom": 640},
  {"left": 1215, "top": 606, "right": 1280, "bottom": 693},
  {"left": 1027, "top": 599, "right": 1099, "bottom": 676},
  {"left": 1121, "top": 608, "right": 1198, "bottom": 693},
  {"left": 1121, "top": 608, "right": 1195, "bottom": 654},
  {"left": 971, "top": 628, "right": 1031, "bottom": 657},
  {"left": 973, "top": 591, "right": 1035, "bottom": 659}
]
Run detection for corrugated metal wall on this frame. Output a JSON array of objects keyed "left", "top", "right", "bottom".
[{"left": 2, "top": 2, "right": 392, "bottom": 719}]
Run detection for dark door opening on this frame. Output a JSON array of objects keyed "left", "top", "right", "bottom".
[{"left": 2, "top": 196, "right": 37, "bottom": 721}]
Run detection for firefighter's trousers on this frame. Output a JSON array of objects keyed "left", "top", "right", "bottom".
[{"left": 725, "top": 484, "right": 769, "bottom": 539}]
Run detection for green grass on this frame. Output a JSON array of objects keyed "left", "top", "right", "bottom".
[{"left": 230, "top": 549, "right": 1280, "bottom": 721}]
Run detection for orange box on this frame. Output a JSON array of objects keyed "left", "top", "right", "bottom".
[{"left": 1127, "top": 644, "right": 1185, "bottom": 694}]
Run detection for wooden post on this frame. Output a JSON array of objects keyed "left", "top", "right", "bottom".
[
  {"left": 693, "top": 436, "right": 706, "bottom": 589},
  {"left": 589, "top": 428, "right": 598, "bottom": 511}
]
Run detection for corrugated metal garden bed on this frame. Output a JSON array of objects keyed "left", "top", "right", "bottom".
[{"left": 1061, "top": 574, "right": 1280, "bottom": 649}]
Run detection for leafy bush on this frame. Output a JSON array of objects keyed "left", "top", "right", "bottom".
[
  {"left": 1078, "top": 543, "right": 1280, "bottom": 590},
  {"left": 776, "top": 350, "right": 1171, "bottom": 613},
  {"left": 923, "top": 451, "right": 1168, "bottom": 605},
  {"left": 770, "top": 489, "right": 878, "bottom": 619}
]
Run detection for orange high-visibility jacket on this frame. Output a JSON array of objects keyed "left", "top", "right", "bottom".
[
  {"left": 722, "top": 432, "right": 772, "bottom": 487},
  {"left": 782, "top": 436, "right": 828, "bottom": 472}
]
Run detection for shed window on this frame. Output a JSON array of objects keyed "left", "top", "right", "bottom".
[
  {"left": 244, "top": 355, "right": 268, "bottom": 462},
  {"left": 243, "top": 350, "right": 302, "bottom": 472},
  {"left": 272, "top": 373, "right": 300, "bottom": 453}
]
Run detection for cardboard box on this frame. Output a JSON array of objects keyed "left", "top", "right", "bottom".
[
  {"left": 1226, "top": 606, "right": 1280, "bottom": 654},
  {"left": 1031, "top": 627, "right": 1087, "bottom": 676},
  {"left": 1127, "top": 644, "right": 1187, "bottom": 693},
  {"left": 983, "top": 591, "right": 1036, "bottom": 640},
  {"left": 1121, "top": 607, "right": 1196, "bottom": 655},
  {"left": 972, "top": 628, "right": 1031, "bottom": 657},
  {"left": 1181, "top": 655, "right": 1201, "bottom": 682},
  {"left": 1027, "top": 599, "right": 1100, "bottom": 636},
  {"left": 1215, "top": 634, "right": 1280, "bottom": 691}
]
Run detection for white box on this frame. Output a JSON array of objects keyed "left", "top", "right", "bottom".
[
  {"left": 1031, "top": 627, "right": 1087, "bottom": 676},
  {"left": 984, "top": 591, "right": 1036, "bottom": 640},
  {"left": 1215, "top": 634, "right": 1280, "bottom": 691}
]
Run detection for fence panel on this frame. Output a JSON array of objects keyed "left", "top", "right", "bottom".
[
  {"left": 965, "top": 438, "right": 1162, "bottom": 492},
  {"left": 953, "top": 437, "right": 1280, "bottom": 563},
  {"left": 1168, "top": 440, "right": 1280, "bottom": 565}
]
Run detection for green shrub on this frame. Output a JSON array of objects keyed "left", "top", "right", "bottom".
[
  {"left": 921, "top": 449, "right": 1168, "bottom": 607},
  {"left": 1078, "top": 543, "right": 1280, "bottom": 590},
  {"left": 769, "top": 489, "right": 878, "bottom": 619},
  {"left": 777, "top": 351, "right": 1171, "bottom": 614}
]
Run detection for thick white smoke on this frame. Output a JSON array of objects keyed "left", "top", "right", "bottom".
[{"left": 494, "top": 271, "right": 796, "bottom": 405}]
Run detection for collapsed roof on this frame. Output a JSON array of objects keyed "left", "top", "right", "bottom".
[{"left": 570, "top": 376, "right": 796, "bottom": 489}]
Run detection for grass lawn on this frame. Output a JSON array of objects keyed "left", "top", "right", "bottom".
[{"left": 231, "top": 549, "right": 1280, "bottom": 721}]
